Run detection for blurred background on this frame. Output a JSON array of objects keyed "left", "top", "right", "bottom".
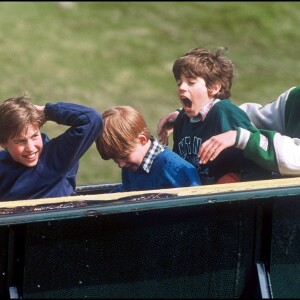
[{"left": 1, "top": 1, "right": 300, "bottom": 185}]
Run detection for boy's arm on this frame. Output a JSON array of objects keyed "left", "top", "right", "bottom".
[
  {"left": 200, "top": 86, "right": 300, "bottom": 176},
  {"left": 237, "top": 127, "right": 300, "bottom": 176},
  {"left": 199, "top": 126, "right": 300, "bottom": 176},
  {"left": 43, "top": 102, "right": 102, "bottom": 172},
  {"left": 236, "top": 127, "right": 278, "bottom": 173},
  {"left": 240, "top": 87, "right": 297, "bottom": 134},
  {"left": 239, "top": 88, "right": 294, "bottom": 133},
  {"left": 237, "top": 86, "right": 300, "bottom": 176}
]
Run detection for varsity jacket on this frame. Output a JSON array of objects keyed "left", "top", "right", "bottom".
[
  {"left": 237, "top": 86, "right": 300, "bottom": 176},
  {"left": 0, "top": 102, "right": 102, "bottom": 200},
  {"left": 173, "top": 99, "right": 271, "bottom": 184}
]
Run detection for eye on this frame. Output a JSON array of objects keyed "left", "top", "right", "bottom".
[
  {"left": 176, "top": 80, "right": 182, "bottom": 87},
  {"left": 188, "top": 79, "right": 196, "bottom": 85},
  {"left": 15, "top": 139, "right": 26, "bottom": 145}
]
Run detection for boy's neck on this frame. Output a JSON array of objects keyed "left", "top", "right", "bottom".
[
  {"left": 190, "top": 98, "right": 219, "bottom": 123},
  {"left": 144, "top": 139, "right": 151, "bottom": 153}
]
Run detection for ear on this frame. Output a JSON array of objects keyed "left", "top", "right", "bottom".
[
  {"left": 209, "top": 83, "right": 221, "bottom": 97},
  {"left": 138, "top": 134, "right": 148, "bottom": 146}
]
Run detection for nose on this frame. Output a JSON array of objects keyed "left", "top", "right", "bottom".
[
  {"left": 118, "top": 162, "right": 126, "bottom": 168},
  {"left": 178, "top": 81, "right": 187, "bottom": 91},
  {"left": 115, "top": 159, "right": 126, "bottom": 168},
  {"left": 25, "top": 140, "right": 36, "bottom": 152}
]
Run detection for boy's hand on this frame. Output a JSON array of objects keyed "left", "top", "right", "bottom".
[
  {"left": 157, "top": 110, "right": 179, "bottom": 146},
  {"left": 198, "top": 130, "right": 237, "bottom": 164},
  {"left": 34, "top": 105, "right": 45, "bottom": 113}
]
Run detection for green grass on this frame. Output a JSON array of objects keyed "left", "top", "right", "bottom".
[{"left": 0, "top": 1, "right": 300, "bottom": 185}]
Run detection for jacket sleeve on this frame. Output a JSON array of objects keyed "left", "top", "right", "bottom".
[
  {"left": 42, "top": 102, "right": 103, "bottom": 173},
  {"left": 239, "top": 86, "right": 295, "bottom": 133},
  {"left": 236, "top": 125, "right": 300, "bottom": 176},
  {"left": 237, "top": 86, "right": 300, "bottom": 176},
  {"left": 236, "top": 126, "right": 278, "bottom": 174}
]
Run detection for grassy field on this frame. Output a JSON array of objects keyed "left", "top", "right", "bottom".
[{"left": 0, "top": 1, "right": 300, "bottom": 185}]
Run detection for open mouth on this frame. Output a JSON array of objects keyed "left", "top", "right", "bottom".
[{"left": 181, "top": 97, "right": 192, "bottom": 108}]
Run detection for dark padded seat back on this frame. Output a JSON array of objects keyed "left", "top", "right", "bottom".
[
  {"left": 22, "top": 200, "right": 257, "bottom": 299},
  {"left": 269, "top": 195, "right": 300, "bottom": 298},
  {"left": 0, "top": 227, "right": 8, "bottom": 299}
]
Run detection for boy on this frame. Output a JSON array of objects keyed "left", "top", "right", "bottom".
[
  {"left": 163, "top": 46, "right": 271, "bottom": 184},
  {"left": 158, "top": 86, "right": 300, "bottom": 177},
  {"left": 0, "top": 95, "right": 102, "bottom": 200},
  {"left": 96, "top": 105, "right": 201, "bottom": 192}
]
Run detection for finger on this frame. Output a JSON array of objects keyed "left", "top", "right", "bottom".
[
  {"left": 203, "top": 145, "right": 219, "bottom": 163},
  {"left": 198, "top": 144, "right": 209, "bottom": 162},
  {"left": 209, "top": 146, "right": 222, "bottom": 161},
  {"left": 162, "top": 136, "right": 168, "bottom": 146},
  {"left": 208, "top": 146, "right": 217, "bottom": 160},
  {"left": 199, "top": 146, "right": 213, "bottom": 164},
  {"left": 159, "top": 133, "right": 168, "bottom": 146},
  {"left": 209, "top": 151, "right": 218, "bottom": 161}
]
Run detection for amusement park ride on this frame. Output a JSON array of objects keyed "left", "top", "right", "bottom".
[{"left": 1, "top": 176, "right": 300, "bottom": 299}]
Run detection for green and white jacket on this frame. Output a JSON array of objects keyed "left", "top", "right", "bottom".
[{"left": 236, "top": 86, "right": 300, "bottom": 176}]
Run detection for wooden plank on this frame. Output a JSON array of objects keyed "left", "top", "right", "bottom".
[{"left": 1, "top": 176, "right": 300, "bottom": 209}]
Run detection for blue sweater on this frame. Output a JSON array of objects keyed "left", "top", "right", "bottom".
[
  {"left": 0, "top": 102, "right": 102, "bottom": 201},
  {"left": 112, "top": 147, "right": 201, "bottom": 192}
]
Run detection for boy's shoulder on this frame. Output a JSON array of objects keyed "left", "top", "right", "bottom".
[
  {"left": 214, "top": 99, "right": 234, "bottom": 107},
  {"left": 213, "top": 99, "right": 246, "bottom": 113},
  {"left": 0, "top": 149, "right": 8, "bottom": 159},
  {"left": 156, "top": 147, "right": 192, "bottom": 165},
  {"left": 210, "top": 100, "right": 251, "bottom": 126}
]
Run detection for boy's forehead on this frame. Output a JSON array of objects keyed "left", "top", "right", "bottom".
[
  {"left": 11, "top": 124, "right": 40, "bottom": 140},
  {"left": 178, "top": 74, "right": 199, "bottom": 80}
]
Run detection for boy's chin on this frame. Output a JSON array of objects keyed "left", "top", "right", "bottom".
[
  {"left": 186, "top": 111, "right": 198, "bottom": 118},
  {"left": 125, "top": 166, "right": 139, "bottom": 172},
  {"left": 24, "top": 161, "right": 39, "bottom": 167}
]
